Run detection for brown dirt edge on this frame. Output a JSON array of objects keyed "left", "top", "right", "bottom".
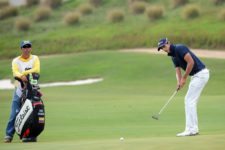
[{"left": 120, "top": 48, "right": 225, "bottom": 59}]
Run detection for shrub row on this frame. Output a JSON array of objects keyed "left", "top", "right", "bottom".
[
  {"left": 24, "top": 0, "right": 63, "bottom": 8},
  {"left": 15, "top": 17, "right": 31, "bottom": 31},
  {"left": 34, "top": 6, "right": 52, "bottom": 22},
  {"left": 79, "top": 4, "right": 94, "bottom": 15},
  {"left": 40, "top": 0, "right": 62, "bottom": 9},
  {"left": 64, "top": 3, "right": 94, "bottom": 26},
  {"left": 218, "top": 9, "right": 225, "bottom": 21},
  {"left": 172, "top": 0, "right": 189, "bottom": 8},
  {"left": 15, "top": 7, "right": 225, "bottom": 30},
  {"left": 0, "top": 0, "right": 63, "bottom": 21},
  {"left": 26, "top": 0, "right": 39, "bottom": 7},
  {"left": 146, "top": 6, "right": 164, "bottom": 20},
  {"left": 128, "top": 0, "right": 147, "bottom": 4},
  {"left": 212, "top": 0, "right": 225, "bottom": 5},
  {"left": 89, "top": 0, "right": 102, "bottom": 7},
  {"left": 0, "top": 1, "right": 9, "bottom": 8},
  {"left": 13, "top": 2, "right": 225, "bottom": 30},
  {"left": 130, "top": 2, "right": 146, "bottom": 14},
  {"left": 107, "top": 9, "right": 125, "bottom": 23},
  {"left": 182, "top": 5, "right": 200, "bottom": 19},
  {"left": 14, "top": 5, "right": 52, "bottom": 31},
  {"left": 0, "top": 6, "right": 18, "bottom": 20},
  {"left": 64, "top": 12, "right": 80, "bottom": 25}
]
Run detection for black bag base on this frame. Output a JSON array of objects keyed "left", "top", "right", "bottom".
[
  {"left": 22, "top": 137, "right": 37, "bottom": 142},
  {"left": 19, "top": 101, "right": 45, "bottom": 139}
]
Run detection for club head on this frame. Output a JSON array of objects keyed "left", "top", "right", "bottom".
[{"left": 152, "top": 114, "right": 159, "bottom": 120}]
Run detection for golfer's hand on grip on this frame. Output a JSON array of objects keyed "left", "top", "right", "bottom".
[{"left": 176, "top": 84, "right": 181, "bottom": 91}]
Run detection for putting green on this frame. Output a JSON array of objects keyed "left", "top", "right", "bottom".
[{"left": 0, "top": 51, "right": 224, "bottom": 149}]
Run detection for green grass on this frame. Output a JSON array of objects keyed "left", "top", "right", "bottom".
[
  {"left": 0, "top": 51, "right": 225, "bottom": 149},
  {"left": 0, "top": 0, "right": 225, "bottom": 59}
]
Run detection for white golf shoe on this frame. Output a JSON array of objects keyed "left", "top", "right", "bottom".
[{"left": 176, "top": 131, "right": 199, "bottom": 137}]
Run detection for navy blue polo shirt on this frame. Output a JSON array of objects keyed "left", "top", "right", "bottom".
[{"left": 168, "top": 44, "right": 205, "bottom": 76}]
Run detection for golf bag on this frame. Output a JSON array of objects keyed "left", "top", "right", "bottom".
[{"left": 14, "top": 73, "right": 45, "bottom": 140}]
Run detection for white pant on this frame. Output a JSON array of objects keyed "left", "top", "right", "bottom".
[{"left": 184, "top": 68, "right": 209, "bottom": 133}]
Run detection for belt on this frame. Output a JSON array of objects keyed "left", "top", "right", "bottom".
[{"left": 192, "top": 67, "right": 206, "bottom": 76}]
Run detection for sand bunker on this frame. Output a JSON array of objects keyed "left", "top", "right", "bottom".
[{"left": 0, "top": 78, "right": 103, "bottom": 90}]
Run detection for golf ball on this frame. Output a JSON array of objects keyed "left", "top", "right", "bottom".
[{"left": 120, "top": 137, "right": 124, "bottom": 141}]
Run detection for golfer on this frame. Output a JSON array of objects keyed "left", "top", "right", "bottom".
[
  {"left": 4, "top": 40, "right": 40, "bottom": 143},
  {"left": 157, "top": 38, "right": 209, "bottom": 137}
]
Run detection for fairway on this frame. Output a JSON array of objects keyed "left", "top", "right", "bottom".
[{"left": 0, "top": 51, "right": 225, "bottom": 149}]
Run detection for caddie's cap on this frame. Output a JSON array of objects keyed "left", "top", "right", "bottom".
[
  {"left": 157, "top": 38, "right": 168, "bottom": 51},
  {"left": 20, "top": 40, "right": 32, "bottom": 48}
]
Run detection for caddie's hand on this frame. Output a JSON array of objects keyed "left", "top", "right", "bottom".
[{"left": 21, "top": 75, "right": 28, "bottom": 82}]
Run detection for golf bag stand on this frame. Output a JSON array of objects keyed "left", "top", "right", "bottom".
[{"left": 14, "top": 73, "right": 45, "bottom": 142}]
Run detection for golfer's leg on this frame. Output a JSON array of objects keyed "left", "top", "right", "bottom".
[
  {"left": 185, "top": 80, "right": 202, "bottom": 133},
  {"left": 185, "top": 72, "right": 209, "bottom": 133}
]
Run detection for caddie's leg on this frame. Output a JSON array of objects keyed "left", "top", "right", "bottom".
[
  {"left": 5, "top": 91, "right": 21, "bottom": 141},
  {"left": 185, "top": 69, "right": 209, "bottom": 133}
]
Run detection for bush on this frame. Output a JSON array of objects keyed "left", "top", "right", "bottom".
[
  {"left": 128, "top": 0, "right": 146, "bottom": 3},
  {"left": 0, "top": 6, "right": 18, "bottom": 20},
  {"left": 64, "top": 12, "right": 80, "bottom": 25},
  {"left": 130, "top": 2, "right": 146, "bottom": 14},
  {"left": 218, "top": 9, "right": 225, "bottom": 21},
  {"left": 40, "top": 0, "right": 62, "bottom": 9},
  {"left": 128, "top": 0, "right": 147, "bottom": 7},
  {"left": 15, "top": 17, "right": 31, "bottom": 31},
  {"left": 79, "top": 4, "right": 94, "bottom": 15},
  {"left": 34, "top": 6, "right": 52, "bottom": 22},
  {"left": 172, "top": 0, "right": 189, "bottom": 8},
  {"left": 146, "top": 6, "right": 164, "bottom": 20},
  {"left": 0, "top": 1, "right": 9, "bottom": 8},
  {"left": 89, "top": 0, "right": 102, "bottom": 7},
  {"left": 26, "top": 0, "right": 39, "bottom": 6},
  {"left": 212, "top": 0, "right": 225, "bottom": 5},
  {"left": 182, "top": 5, "right": 200, "bottom": 19},
  {"left": 107, "top": 9, "right": 125, "bottom": 23}
]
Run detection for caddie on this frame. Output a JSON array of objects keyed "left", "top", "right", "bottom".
[{"left": 4, "top": 40, "right": 40, "bottom": 143}]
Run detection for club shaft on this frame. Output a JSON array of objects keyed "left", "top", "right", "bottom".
[{"left": 158, "top": 90, "right": 177, "bottom": 115}]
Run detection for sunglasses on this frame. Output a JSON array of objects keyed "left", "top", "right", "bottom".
[{"left": 22, "top": 45, "right": 31, "bottom": 48}]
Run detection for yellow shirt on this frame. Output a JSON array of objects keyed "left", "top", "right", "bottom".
[
  {"left": 12, "top": 54, "right": 40, "bottom": 96},
  {"left": 12, "top": 55, "right": 40, "bottom": 78}
]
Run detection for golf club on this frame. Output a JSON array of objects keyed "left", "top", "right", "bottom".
[{"left": 152, "top": 89, "right": 178, "bottom": 120}]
